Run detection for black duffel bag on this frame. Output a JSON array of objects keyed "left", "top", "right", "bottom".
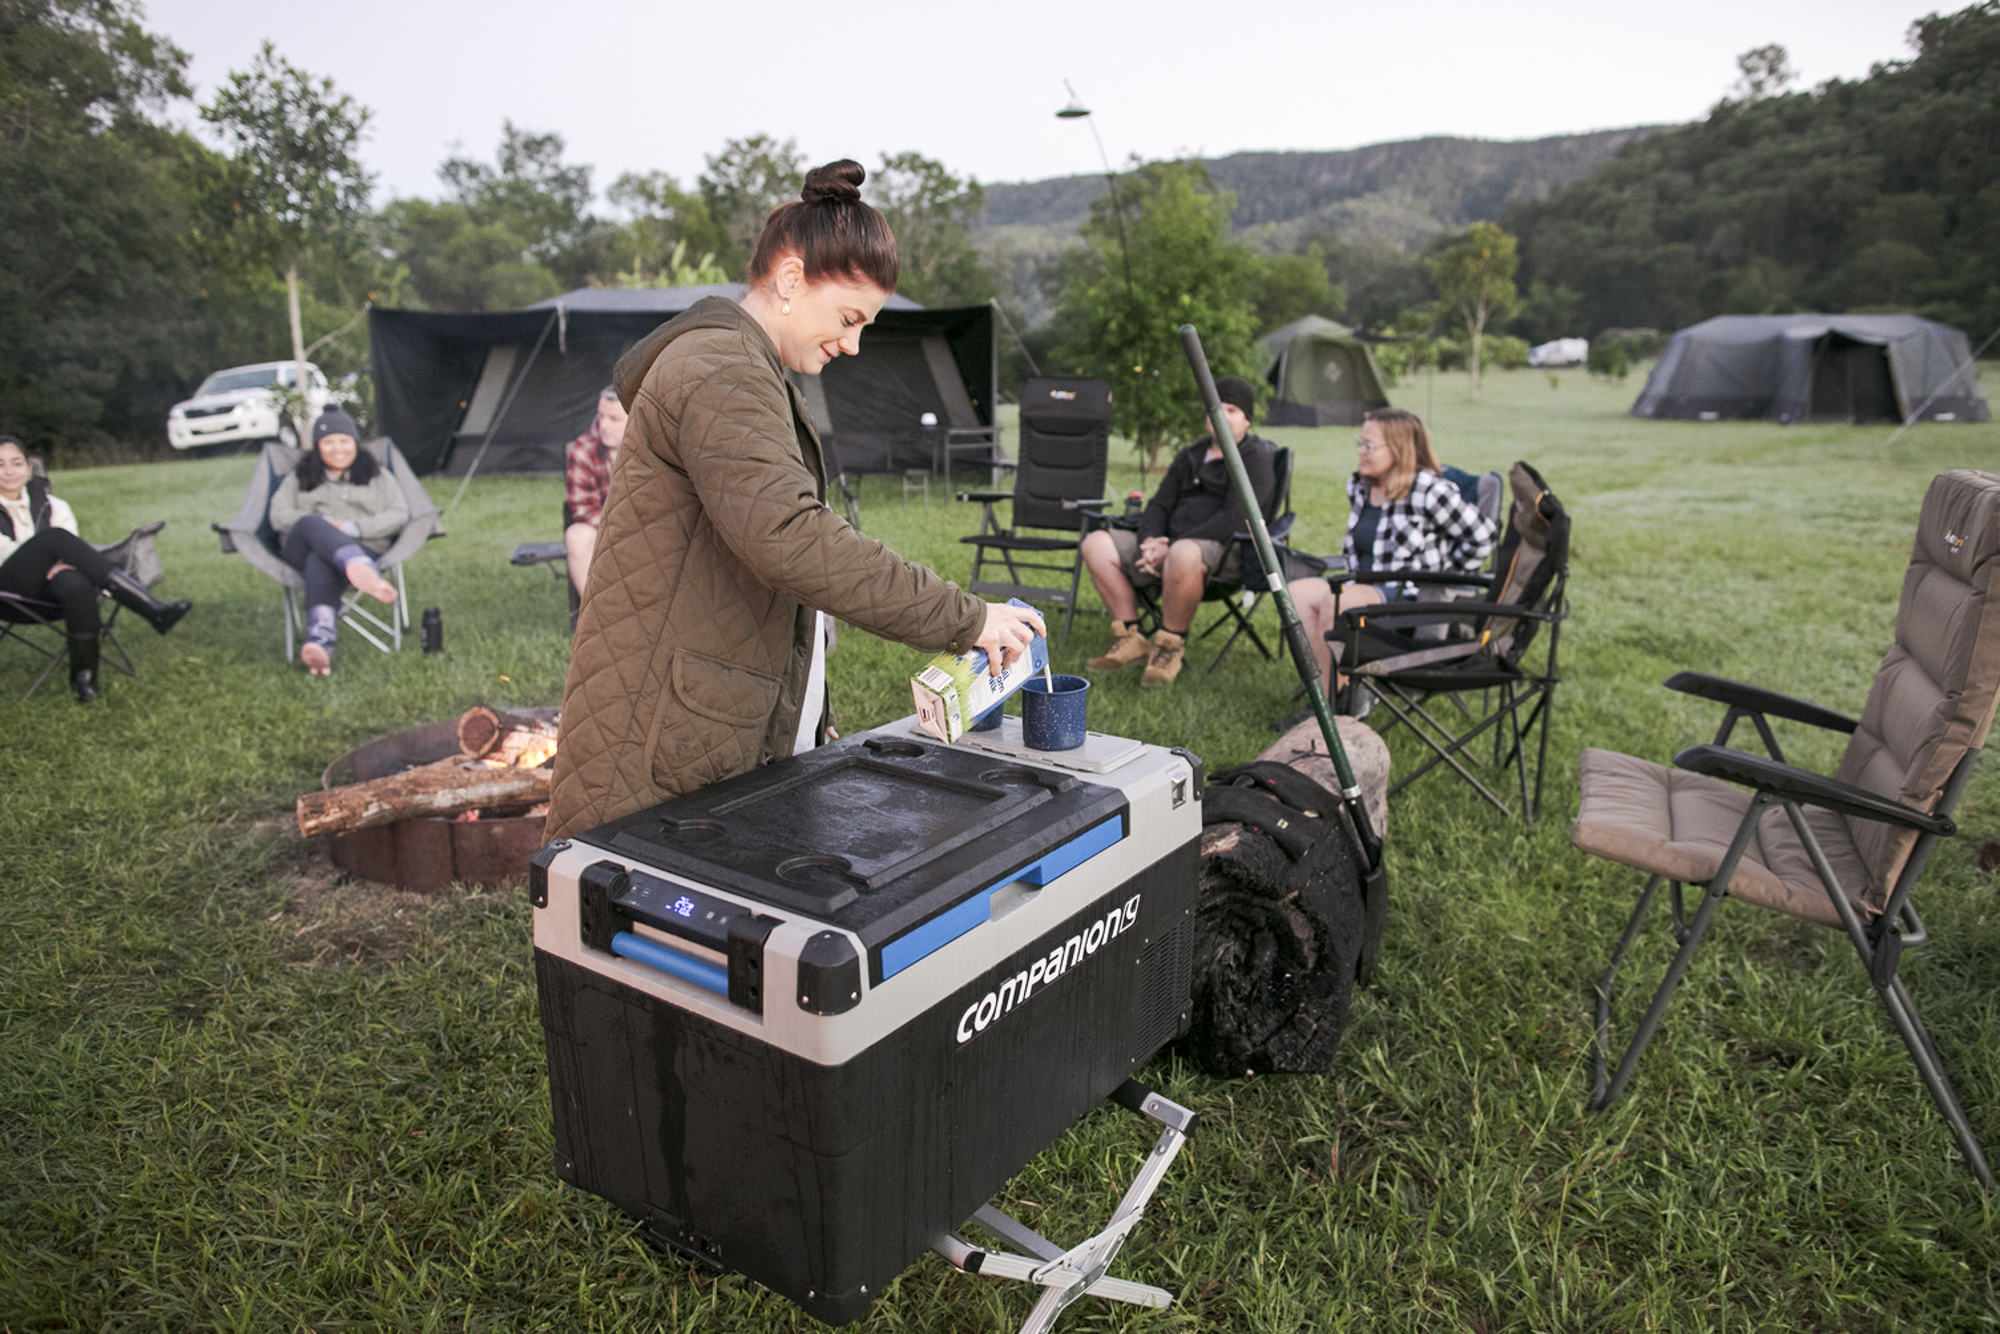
[{"left": 1183, "top": 761, "right": 1365, "bottom": 1076}]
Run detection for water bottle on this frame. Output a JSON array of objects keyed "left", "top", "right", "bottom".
[
  {"left": 1123, "top": 491, "right": 1144, "bottom": 519},
  {"left": 421, "top": 607, "right": 443, "bottom": 654}
]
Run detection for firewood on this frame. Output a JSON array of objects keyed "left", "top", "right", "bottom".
[
  {"left": 298, "top": 757, "right": 552, "bottom": 838},
  {"left": 456, "top": 706, "right": 559, "bottom": 765}
]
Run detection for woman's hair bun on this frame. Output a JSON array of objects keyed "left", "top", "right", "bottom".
[{"left": 801, "top": 159, "right": 866, "bottom": 205}]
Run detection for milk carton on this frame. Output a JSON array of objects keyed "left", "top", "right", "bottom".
[{"left": 911, "top": 602, "right": 1050, "bottom": 742}]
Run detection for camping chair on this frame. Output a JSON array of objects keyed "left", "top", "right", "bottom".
[
  {"left": 214, "top": 438, "right": 444, "bottom": 659},
  {"left": 1570, "top": 468, "right": 2000, "bottom": 1192},
  {"left": 1326, "top": 461, "right": 1569, "bottom": 819},
  {"left": 957, "top": 377, "right": 1111, "bottom": 642},
  {"left": 1, "top": 519, "right": 168, "bottom": 699},
  {"left": 1118, "top": 447, "right": 1298, "bottom": 674}
]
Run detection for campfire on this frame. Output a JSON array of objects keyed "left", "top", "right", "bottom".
[
  {"left": 299, "top": 707, "right": 559, "bottom": 838},
  {"left": 302, "top": 707, "right": 560, "bottom": 893}
]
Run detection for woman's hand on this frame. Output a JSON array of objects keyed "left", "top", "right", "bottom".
[{"left": 974, "top": 601, "right": 1046, "bottom": 676}]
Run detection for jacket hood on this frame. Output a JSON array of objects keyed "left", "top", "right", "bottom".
[{"left": 614, "top": 297, "right": 770, "bottom": 408}]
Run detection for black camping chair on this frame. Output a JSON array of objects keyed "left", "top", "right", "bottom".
[
  {"left": 957, "top": 378, "right": 1111, "bottom": 642},
  {"left": 1327, "top": 461, "right": 1569, "bottom": 819},
  {"left": 214, "top": 438, "right": 444, "bottom": 659},
  {"left": 1570, "top": 467, "right": 2000, "bottom": 1191},
  {"left": 1114, "top": 447, "right": 1297, "bottom": 674},
  {"left": 1, "top": 510, "right": 169, "bottom": 699}
]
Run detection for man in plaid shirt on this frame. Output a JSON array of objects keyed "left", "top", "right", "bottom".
[
  {"left": 563, "top": 387, "right": 629, "bottom": 599},
  {"left": 1287, "top": 407, "right": 1496, "bottom": 690}
]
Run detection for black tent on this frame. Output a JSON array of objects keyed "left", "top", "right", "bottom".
[
  {"left": 1630, "top": 313, "right": 1990, "bottom": 424},
  {"left": 369, "top": 285, "right": 1001, "bottom": 476}
]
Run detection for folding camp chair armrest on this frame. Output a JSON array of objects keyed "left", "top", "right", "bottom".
[
  {"left": 1673, "top": 743, "right": 1956, "bottom": 836},
  {"left": 212, "top": 522, "right": 239, "bottom": 555},
  {"left": 956, "top": 489, "right": 1012, "bottom": 504},
  {"left": 1339, "top": 599, "right": 1557, "bottom": 625},
  {"left": 1386, "top": 569, "right": 1498, "bottom": 592},
  {"left": 1664, "top": 672, "right": 1859, "bottom": 735}
]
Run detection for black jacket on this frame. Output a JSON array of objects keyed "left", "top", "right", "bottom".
[{"left": 1136, "top": 433, "right": 1279, "bottom": 543}]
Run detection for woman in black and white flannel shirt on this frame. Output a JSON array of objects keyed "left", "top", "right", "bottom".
[{"left": 1287, "top": 407, "right": 1497, "bottom": 687}]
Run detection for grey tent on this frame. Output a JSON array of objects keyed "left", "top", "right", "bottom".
[
  {"left": 1630, "top": 313, "right": 1989, "bottom": 424},
  {"left": 368, "top": 285, "right": 1001, "bottom": 475},
  {"left": 1258, "top": 315, "right": 1392, "bottom": 426}
]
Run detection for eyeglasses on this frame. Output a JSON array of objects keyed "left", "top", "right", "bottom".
[{"left": 1355, "top": 437, "right": 1387, "bottom": 454}]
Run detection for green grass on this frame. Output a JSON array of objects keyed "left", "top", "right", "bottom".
[{"left": 4, "top": 364, "right": 1998, "bottom": 1331}]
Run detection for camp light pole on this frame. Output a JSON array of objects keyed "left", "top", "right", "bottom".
[{"left": 1055, "top": 80, "right": 1136, "bottom": 309}]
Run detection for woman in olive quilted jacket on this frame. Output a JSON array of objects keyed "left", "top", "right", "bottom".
[{"left": 547, "top": 161, "right": 1044, "bottom": 840}]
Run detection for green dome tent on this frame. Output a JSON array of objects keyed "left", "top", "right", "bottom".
[{"left": 1259, "top": 315, "right": 1391, "bottom": 427}]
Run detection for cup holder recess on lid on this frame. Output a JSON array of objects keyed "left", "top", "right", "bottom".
[{"left": 658, "top": 817, "right": 726, "bottom": 844}]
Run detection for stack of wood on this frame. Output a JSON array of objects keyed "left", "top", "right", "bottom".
[{"left": 298, "top": 706, "right": 559, "bottom": 838}]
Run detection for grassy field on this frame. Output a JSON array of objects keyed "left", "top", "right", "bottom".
[{"left": 3, "top": 364, "right": 1997, "bottom": 1331}]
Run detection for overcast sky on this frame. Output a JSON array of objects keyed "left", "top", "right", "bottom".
[{"left": 143, "top": 0, "right": 1923, "bottom": 209}]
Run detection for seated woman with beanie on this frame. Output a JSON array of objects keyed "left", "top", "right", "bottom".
[
  {"left": 269, "top": 410, "right": 407, "bottom": 676},
  {"left": 0, "top": 434, "right": 191, "bottom": 701}
]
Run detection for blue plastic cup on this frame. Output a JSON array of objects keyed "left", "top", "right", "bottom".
[{"left": 1020, "top": 674, "right": 1091, "bottom": 750}]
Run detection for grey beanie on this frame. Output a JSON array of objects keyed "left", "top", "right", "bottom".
[{"left": 313, "top": 409, "right": 360, "bottom": 443}]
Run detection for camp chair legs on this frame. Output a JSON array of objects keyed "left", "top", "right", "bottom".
[
  {"left": 932, "top": 1080, "right": 1193, "bottom": 1333},
  {"left": 1362, "top": 674, "right": 1554, "bottom": 819},
  {"left": 281, "top": 562, "right": 411, "bottom": 659},
  {"left": 1590, "top": 791, "right": 1996, "bottom": 1192}
]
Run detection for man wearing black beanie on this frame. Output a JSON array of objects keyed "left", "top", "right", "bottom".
[{"left": 1079, "top": 375, "right": 1278, "bottom": 687}]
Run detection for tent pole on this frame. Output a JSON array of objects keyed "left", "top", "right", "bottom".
[
  {"left": 448, "top": 309, "right": 561, "bottom": 511},
  {"left": 1884, "top": 321, "right": 2000, "bottom": 447},
  {"left": 991, "top": 298, "right": 1040, "bottom": 379}
]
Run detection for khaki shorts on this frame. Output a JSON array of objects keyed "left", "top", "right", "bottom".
[{"left": 1106, "top": 527, "right": 1238, "bottom": 587}]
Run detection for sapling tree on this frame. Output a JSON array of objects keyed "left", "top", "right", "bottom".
[
  {"left": 201, "top": 42, "right": 372, "bottom": 431},
  {"left": 1050, "top": 159, "right": 1261, "bottom": 477},
  {"left": 1427, "top": 222, "right": 1519, "bottom": 396}
]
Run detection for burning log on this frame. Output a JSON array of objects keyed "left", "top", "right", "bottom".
[
  {"left": 298, "top": 705, "right": 560, "bottom": 838},
  {"left": 456, "top": 706, "right": 560, "bottom": 767}
]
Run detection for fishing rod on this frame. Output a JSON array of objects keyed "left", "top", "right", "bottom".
[{"left": 1179, "top": 324, "right": 1389, "bottom": 972}]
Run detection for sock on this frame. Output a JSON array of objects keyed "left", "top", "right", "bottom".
[
  {"left": 332, "top": 542, "right": 371, "bottom": 571},
  {"left": 307, "top": 604, "right": 338, "bottom": 648}
]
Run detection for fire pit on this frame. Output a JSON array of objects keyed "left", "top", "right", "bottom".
[{"left": 318, "top": 707, "right": 558, "bottom": 892}]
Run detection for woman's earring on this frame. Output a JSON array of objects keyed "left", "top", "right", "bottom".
[{"left": 781, "top": 298, "right": 792, "bottom": 316}]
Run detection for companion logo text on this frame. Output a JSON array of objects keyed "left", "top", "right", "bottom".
[{"left": 956, "top": 895, "right": 1141, "bottom": 1044}]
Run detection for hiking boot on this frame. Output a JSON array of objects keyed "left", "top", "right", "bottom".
[
  {"left": 1140, "top": 629, "right": 1185, "bottom": 688},
  {"left": 1086, "top": 621, "right": 1151, "bottom": 671}
]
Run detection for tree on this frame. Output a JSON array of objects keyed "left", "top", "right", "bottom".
[
  {"left": 1049, "top": 159, "right": 1262, "bottom": 475},
  {"left": 699, "top": 135, "right": 805, "bottom": 278},
  {"left": 1509, "top": 4, "right": 2000, "bottom": 340},
  {"left": 382, "top": 125, "right": 613, "bottom": 310},
  {"left": 870, "top": 151, "right": 995, "bottom": 306},
  {"left": 0, "top": 0, "right": 202, "bottom": 454},
  {"left": 607, "top": 169, "right": 725, "bottom": 284},
  {"left": 200, "top": 42, "right": 373, "bottom": 409},
  {"left": 1246, "top": 243, "right": 1344, "bottom": 332},
  {"left": 1730, "top": 43, "right": 1796, "bottom": 103},
  {"left": 1427, "top": 222, "right": 1519, "bottom": 394}
]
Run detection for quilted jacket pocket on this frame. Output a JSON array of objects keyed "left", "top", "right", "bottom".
[{"left": 670, "top": 648, "right": 781, "bottom": 728}]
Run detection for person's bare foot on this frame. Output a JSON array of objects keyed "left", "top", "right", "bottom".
[
  {"left": 301, "top": 642, "right": 332, "bottom": 676},
  {"left": 345, "top": 559, "right": 397, "bottom": 604}
]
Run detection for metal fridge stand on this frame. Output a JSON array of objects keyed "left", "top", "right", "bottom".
[{"left": 932, "top": 1079, "right": 1197, "bottom": 1333}]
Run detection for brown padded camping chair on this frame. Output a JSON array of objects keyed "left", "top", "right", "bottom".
[{"left": 1571, "top": 468, "right": 2000, "bottom": 1190}]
